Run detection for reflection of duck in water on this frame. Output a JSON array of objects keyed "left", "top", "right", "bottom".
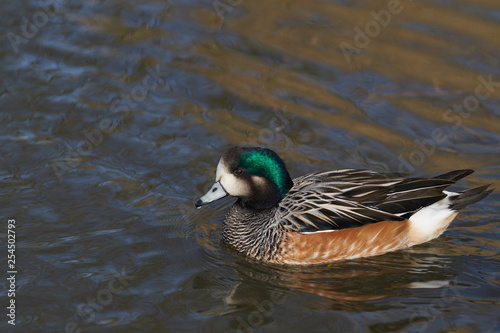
[
  {"left": 196, "top": 146, "right": 492, "bottom": 265},
  {"left": 202, "top": 246, "right": 453, "bottom": 330}
]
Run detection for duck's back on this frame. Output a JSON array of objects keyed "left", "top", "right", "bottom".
[{"left": 275, "top": 169, "right": 474, "bottom": 233}]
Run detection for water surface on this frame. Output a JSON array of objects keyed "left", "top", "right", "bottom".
[{"left": 1, "top": 0, "right": 499, "bottom": 332}]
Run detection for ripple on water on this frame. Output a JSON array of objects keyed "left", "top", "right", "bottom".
[{"left": 2, "top": 0, "right": 500, "bottom": 332}]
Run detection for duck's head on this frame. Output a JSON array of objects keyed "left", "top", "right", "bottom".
[{"left": 195, "top": 146, "right": 294, "bottom": 210}]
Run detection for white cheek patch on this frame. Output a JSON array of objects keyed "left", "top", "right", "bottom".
[
  {"left": 215, "top": 158, "right": 249, "bottom": 197},
  {"left": 220, "top": 174, "right": 250, "bottom": 197}
]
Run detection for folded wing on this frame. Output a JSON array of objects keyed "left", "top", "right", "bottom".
[{"left": 277, "top": 169, "right": 474, "bottom": 232}]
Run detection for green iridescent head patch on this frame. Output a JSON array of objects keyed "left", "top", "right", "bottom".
[{"left": 239, "top": 149, "right": 290, "bottom": 197}]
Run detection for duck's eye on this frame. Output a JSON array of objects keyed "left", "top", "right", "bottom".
[{"left": 234, "top": 168, "right": 244, "bottom": 176}]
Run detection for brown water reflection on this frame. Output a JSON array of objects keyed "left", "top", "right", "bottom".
[
  {"left": 184, "top": 0, "right": 500, "bottom": 179},
  {"left": 196, "top": 234, "right": 499, "bottom": 332},
  {"left": 1, "top": 0, "right": 499, "bottom": 332}
]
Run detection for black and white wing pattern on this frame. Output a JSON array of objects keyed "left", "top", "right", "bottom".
[{"left": 276, "top": 169, "right": 473, "bottom": 232}]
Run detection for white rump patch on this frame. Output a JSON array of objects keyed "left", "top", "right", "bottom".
[{"left": 409, "top": 192, "right": 457, "bottom": 242}]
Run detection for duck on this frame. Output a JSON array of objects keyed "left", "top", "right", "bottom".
[{"left": 195, "top": 146, "right": 492, "bottom": 265}]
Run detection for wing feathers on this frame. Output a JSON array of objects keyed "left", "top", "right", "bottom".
[{"left": 277, "top": 169, "right": 474, "bottom": 232}]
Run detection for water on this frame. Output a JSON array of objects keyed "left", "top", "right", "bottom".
[{"left": 1, "top": 0, "right": 499, "bottom": 332}]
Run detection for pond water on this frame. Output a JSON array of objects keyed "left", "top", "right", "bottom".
[{"left": 1, "top": 0, "right": 500, "bottom": 332}]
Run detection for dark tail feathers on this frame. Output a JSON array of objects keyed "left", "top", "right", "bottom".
[
  {"left": 434, "top": 169, "right": 474, "bottom": 182},
  {"left": 449, "top": 184, "right": 493, "bottom": 211}
]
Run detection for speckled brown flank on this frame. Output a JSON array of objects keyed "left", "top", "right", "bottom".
[{"left": 277, "top": 220, "right": 413, "bottom": 265}]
